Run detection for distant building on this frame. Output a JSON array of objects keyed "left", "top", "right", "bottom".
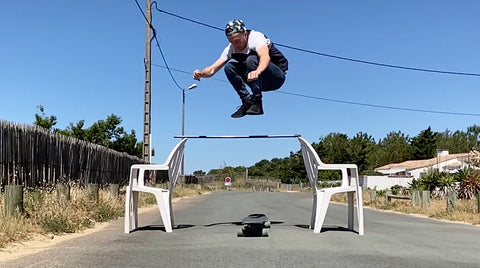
[
  {"left": 374, "top": 150, "right": 471, "bottom": 179},
  {"left": 362, "top": 150, "right": 472, "bottom": 190}
]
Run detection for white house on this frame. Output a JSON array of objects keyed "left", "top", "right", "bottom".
[
  {"left": 362, "top": 150, "right": 471, "bottom": 190},
  {"left": 374, "top": 150, "right": 470, "bottom": 178},
  {"left": 361, "top": 175, "right": 414, "bottom": 190}
]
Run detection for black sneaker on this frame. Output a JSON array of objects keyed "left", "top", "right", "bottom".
[
  {"left": 231, "top": 96, "right": 254, "bottom": 118},
  {"left": 231, "top": 103, "right": 251, "bottom": 118},
  {"left": 246, "top": 99, "right": 264, "bottom": 115}
]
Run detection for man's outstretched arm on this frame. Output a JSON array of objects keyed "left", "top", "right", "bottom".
[{"left": 194, "top": 57, "right": 228, "bottom": 81}]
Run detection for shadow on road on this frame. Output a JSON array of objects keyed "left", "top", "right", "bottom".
[
  {"left": 294, "top": 224, "right": 359, "bottom": 234},
  {"left": 131, "top": 224, "right": 195, "bottom": 233},
  {"left": 204, "top": 220, "right": 284, "bottom": 227}
]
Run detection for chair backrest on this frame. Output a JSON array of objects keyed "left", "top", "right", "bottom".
[
  {"left": 298, "top": 137, "right": 359, "bottom": 189},
  {"left": 166, "top": 138, "right": 187, "bottom": 190},
  {"left": 128, "top": 139, "right": 187, "bottom": 188},
  {"left": 298, "top": 137, "right": 322, "bottom": 191}
]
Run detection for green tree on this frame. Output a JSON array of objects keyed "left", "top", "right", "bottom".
[
  {"left": 314, "top": 133, "right": 350, "bottom": 164},
  {"left": 411, "top": 127, "right": 436, "bottom": 160},
  {"left": 33, "top": 108, "right": 142, "bottom": 158},
  {"left": 376, "top": 131, "right": 412, "bottom": 167},
  {"left": 34, "top": 105, "right": 57, "bottom": 131},
  {"left": 193, "top": 170, "right": 206, "bottom": 176},
  {"left": 84, "top": 114, "right": 124, "bottom": 147},
  {"left": 467, "top": 124, "right": 480, "bottom": 149},
  {"left": 282, "top": 151, "right": 306, "bottom": 183},
  {"left": 249, "top": 159, "right": 273, "bottom": 176},
  {"left": 435, "top": 129, "right": 471, "bottom": 154},
  {"left": 57, "top": 120, "right": 87, "bottom": 140},
  {"left": 111, "top": 130, "right": 142, "bottom": 157},
  {"left": 348, "top": 132, "right": 376, "bottom": 173}
]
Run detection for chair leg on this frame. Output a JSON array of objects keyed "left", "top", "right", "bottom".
[
  {"left": 155, "top": 192, "right": 173, "bottom": 233},
  {"left": 356, "top": 189, "right": 365, "bottom": 235},
  {"left": 310, "top": 194, "right": 317, "bottom": 230},
  {"left": 169, "top": 197, "right": 174, "bottom": 229},
  {"left": 169, "top": 191, "right": 175, "bottom": 229},
  {"left": 124, "top": 186, "right": 131, "bottom": 234},
  {"left": 313, "top": 191, "right": 331, "bottom": 233},
  {"left": 132, "top": 191, "right": 139, "bottom": 230},
  {"left": 347, "top": 192, "right": 354, "bottom": 231}
]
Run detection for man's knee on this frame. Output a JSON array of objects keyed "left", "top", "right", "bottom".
[{"left": 224, "top": 62, "right": 236, "bottom": 75}]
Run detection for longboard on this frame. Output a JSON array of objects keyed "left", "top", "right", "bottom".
[{"left": 237, "top": 213, "right": 271, "bottom": 237}]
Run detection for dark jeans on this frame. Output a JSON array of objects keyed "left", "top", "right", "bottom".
[{"left": 224, "top": 55, "right": 286, "bottom": 100}]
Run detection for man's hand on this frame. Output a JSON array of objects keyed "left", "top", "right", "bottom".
[
  {"left": 193, "top": 69, "right": 203, "bottom": 81},
  {"left": 247, "top": 70, "right": 261, "bottom": 81}
]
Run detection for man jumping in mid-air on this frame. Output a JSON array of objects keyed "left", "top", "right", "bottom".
[{"left": 193, "top": 19, "right": 288, "bottom": 118}]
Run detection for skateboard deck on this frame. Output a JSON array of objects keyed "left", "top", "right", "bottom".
[{"left": 237, "top": 214, "right": 270, "bottom": 237}]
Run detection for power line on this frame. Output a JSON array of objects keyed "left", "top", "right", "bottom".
[
  {"left": 153, "top": 8, "right": 480, "bottom": 77},
  {"left": 133, "top": 0, "right": 148, "bottom": 22},
  {"left": 135, "top": 3, "right": 479, "bottom": 117},
  {"left": 133, "top": 0, "right": 183, "bottom": 90},
  {"left": 152, "top": 63, "right": 229, "bottom": 83},
  {"left": 155, "top": 42, "right": 183, "bottom": 90},
  {"left": 274, "top": 91, "right": 480, "bottom": 117},
  {"left": 152, "top": 5, "right": 223, "bottom": 32},
  {"left": 274, "top": 43, "right": 480, "bottom": 77},
  {"left": 152, "top": 64, "right": 480, "bottom": 117}
]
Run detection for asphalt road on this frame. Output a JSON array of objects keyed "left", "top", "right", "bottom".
[{"left": 2, "top": 191, "right": 480, "bottom": 268}]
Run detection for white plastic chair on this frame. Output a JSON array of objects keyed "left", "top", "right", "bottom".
[
  {"left": 298, "top": 137, "right": 364, "bottom": 235},
  {"left": 124, "top": 138, "right": 187, "bottom": 233}
]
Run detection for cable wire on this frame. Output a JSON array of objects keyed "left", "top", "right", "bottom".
[
  {"left": 152, "top": 4, "right": 223, "bottom": 32},
  {"left": 136, "top": 2, "right": 480, "bottom": 117},
  {"left": 275, "top": 91, "right": 480, "bottom": 117},
  {"left": 153, "top": 64, "right": 480, "bottom": 117},
  {"left": 153, "top": 8, "right": 480, "bottom": 77},
  {"left": 152, "top": 63, "right": 229, "bottom": 83},
  {"left": 133, "top": 0, "right": 183, "bottom": 90}
]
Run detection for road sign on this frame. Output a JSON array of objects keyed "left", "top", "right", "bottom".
[{"left": 225, "top": 177, "right": 232, "bottom": 187}]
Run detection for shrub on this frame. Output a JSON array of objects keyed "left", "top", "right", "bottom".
[
  {"left": 458, "top": 169, "right": 480, "bottom": 199},
  {"left": 419, "top": 169, "right": 442, "bottom": 192},
  {"left": 390, "top": 185, "right": 403, "bottom": 195}
]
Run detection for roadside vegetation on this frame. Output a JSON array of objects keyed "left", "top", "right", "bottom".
[
  {"left": 1, "top": 177, "right": 479, "bottom": 249},
  {"left": 0, "top": 185, "right": 204, "bottom": 248},
  {"left": 332, "top": 190, "right": 480, "bottom": 225},
  {"left": 332, "top": 166, "right": 480, "bottom": 225},
  {"left": 1, "top": 107, "right": 479, "bottom": 249}
]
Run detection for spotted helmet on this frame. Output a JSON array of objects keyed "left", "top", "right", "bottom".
[{"left": 225, "top": 19, "right": 246, "bottom": 36}]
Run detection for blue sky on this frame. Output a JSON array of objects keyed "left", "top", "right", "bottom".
[{"left": 1, "top": 1, "right": 479, "bottom": 174}]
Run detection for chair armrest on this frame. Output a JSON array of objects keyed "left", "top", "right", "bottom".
[
  {"left": 318, "top": 163, "right": 358, "bottom": 170},
  {"left": 131, "top": 164, "right": 169, "bottom": 171},
  {"left": 318, "top": 164, "right": 358, "bottom": 176},
  {"left": 318, "top": 164, "right": 359, "bottom": 187},
  {"left": 130, "top": 164, "right": 169, "bottom": 187}
]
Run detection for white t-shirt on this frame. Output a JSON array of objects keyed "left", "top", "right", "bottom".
[{"left": 220, "top": 30, "right": 271, "bottom": 60}]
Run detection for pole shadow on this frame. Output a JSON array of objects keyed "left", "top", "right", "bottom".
[
  {"left": 130, "top": 224, "right": 195, "bottom": 233},
  {"left": 294, "top": 224, "right": 359, "bottom": 234},
  {"left": 204, "top": 220, "right": 284, "bottom": 227}
]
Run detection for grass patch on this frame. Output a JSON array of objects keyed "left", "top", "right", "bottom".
[
  {"left": 22, "top": 186, "right": 118, "bottom": 234},
  {"left": 331, "top": 190, "right": 480, "bottom": 225},
  {"left": 173, "top": 186, "right": 204, "bottom": 198},
  {"left": 2, "top": 184, "right": 477, "bottom": 249},
  {"left": 0, "top": 184, "right": 205, "bottom": 248},
  {"left": 0, "top": 212, "right": 41, "bottom": 248}
]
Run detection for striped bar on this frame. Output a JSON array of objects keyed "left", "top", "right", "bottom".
[{"left": 174, "top": 134, "right": 301, "bottom": 139}]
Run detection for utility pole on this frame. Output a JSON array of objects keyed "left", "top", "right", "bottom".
[{"left": 143, "top": 0, "right": 152, "bottom": 163}]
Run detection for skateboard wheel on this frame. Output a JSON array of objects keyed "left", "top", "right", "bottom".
[
  {"left": 237, "top": 230, "right": 244, "bottom": 237},
  {"left": 264, "top": 221, "right": 271, "bottom": 228},
  {"left": 262, "top": 229, "right": 269, "bottom": 237}
]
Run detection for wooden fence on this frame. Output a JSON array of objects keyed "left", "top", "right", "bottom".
[{"left": 0, "top": 120, "right": 144, "bottom": 189}]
